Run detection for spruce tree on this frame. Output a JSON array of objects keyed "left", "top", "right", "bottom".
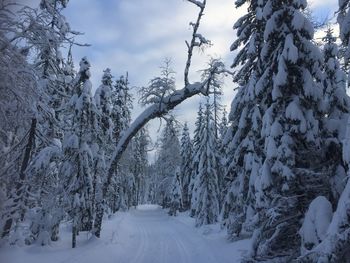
[
  {"left": 92, "top": 68, "right": 114, "bottom": 237},
  {"left": 321, "top": 29, "right": 350, "bottom": 203},
  {"left": 193, "top": 101, "right": 220, "bottom": 226},
  {"left": 61, "top": 57, "right": 97, "bottom": 248},
  {"left": 189, "top": 103, "right": 204, "bottom": 217},
  {"left": 221, "top": 0, "right": 265, "bottom": 240},
  {"left": 338, "top": 0, "right": 350, "bottom": 69},
  {"left": 168, "top": 168, "right": 182, "bottom": 216},
  {"left": 130, "top": 127, "right": 150, "bottom": 205},
  {"left": 249, "top": 0, "right": 325, "bottom": 260},
  {"left": 179, "top": 123, "right": 193, "bottom": 211},
  {"left": 154, "top": 117, "right": 181, "bottom": 207}
]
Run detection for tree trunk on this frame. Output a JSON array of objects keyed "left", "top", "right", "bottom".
[
  {"left": 72, "top": 226, "right": 77, "bottom": 248},
  {"left": 93, "top": 202, "right": 103, "bottom": 238}
]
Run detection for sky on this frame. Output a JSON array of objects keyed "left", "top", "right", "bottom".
[{"left": 24, "top": 0, "right": 340, "bottom": 154}]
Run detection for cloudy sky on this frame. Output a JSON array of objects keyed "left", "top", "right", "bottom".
[{"left": 59, "top": 0, "right": 338, "bottom": 149}]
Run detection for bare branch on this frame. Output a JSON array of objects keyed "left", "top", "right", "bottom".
[
  {"left": 184, "top": 0, "right": 207, "bottom": 86},
  {"left": 187, "top": 0, "right": 205, "bottom": 8}
]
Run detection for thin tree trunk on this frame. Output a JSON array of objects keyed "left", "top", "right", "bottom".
[{"left": 72, "top": 226, "right": 77, "bottom": 248}]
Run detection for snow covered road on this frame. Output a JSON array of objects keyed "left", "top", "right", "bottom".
[{"left": 0, "top": 205, "right": 250, "bottom": 263}]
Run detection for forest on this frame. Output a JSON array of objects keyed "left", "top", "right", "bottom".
[{"left": 1, "top": 0, "right": 350, "bottom": 262}]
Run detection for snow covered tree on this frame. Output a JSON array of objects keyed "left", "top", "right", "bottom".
[
  {"left": 321, "top": 29, "right": 350, "bottom": 204},
  {"left": 179, "top": 123, "right": 193, "bottom": 211},
  {"left": 168, "top": 168, "right": 182, "bottom": 216},
  {"left": 221, "top": 0, "right": 265, "bottom": 240},
  {"left": 338, "top": 0, "right": 350, "bottom": 70},
  {"left": 25, "top": 140, "right": 63, "bottom": 245},
  {"left": 248, "top": 0, "right": 325, "bottom": 260},
  {"left": 299, "top": 196, "right": 333, "bottom": 257},
  {"left": 92, "top": 68, "right": 114, "bottom": 237},
  {"left": 154, "top": 117, "right": 181, "bottom": 207},
  {"left": 192, "top": 101, "right": 220, "bottom": 226},
  {"left": 103, "top": 72, "right": 133, "bottom": 214},
  {"left": 201, "top": 58, "right": 225, "bottom": 137},
  {"left": 60, "top": 57, "right": 97, "bottom": 248},
  {"left": 300, "top": 118, "right": 350, "bottom": 261},
  {"left": 139, "top": 58, "right": 176, "bottom": 106},
  {"left": 189, "top": 103, "right": 204, "bottom": 217},
  {"left": 219, "top": 108, "right": 228, "bottom": 140},
  {"left": 130, "top": 127, "right": 150, "bottom": 205},
  {"left": 95, "top": 68, "right": 113, "bottom": 146},
  {"left": 112, "top": 74, "right": 132, "bottom": 141}
]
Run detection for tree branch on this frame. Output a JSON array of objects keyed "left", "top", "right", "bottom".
[
  {"left": 184, "top": 0, "right": 206, "bottom": 86},
  {"left": 104, "top": 81, "right": 210, "bottom": 196}
]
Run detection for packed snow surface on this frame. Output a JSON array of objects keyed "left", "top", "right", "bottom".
[{"left": 0, "top": 205, "right": 250, "bottom": 263}]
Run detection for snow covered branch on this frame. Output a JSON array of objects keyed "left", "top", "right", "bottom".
[{"left": 105, "top": 81, "right": 209, "bottom": 194}]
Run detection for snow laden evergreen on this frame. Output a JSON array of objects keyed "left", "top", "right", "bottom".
[
  {"left": 104, "top": 73, "right": 133, "bottom": 213},
  {"left": 201, "top": 58, "right": 225, "bottom": 138},
  {"left": 192, "top": 101, "right": 220, "bottom": 226},
  {"left": 248, "top": 0, "right": 326, "bottom": 261},
  {"left": 338, "top": 0, "right": 350, "bottom": 68},
  {"left": 60, "top": 57, "right": 98, "bottom": 248},
  {"left": 168, "top": 168, "right": 182, "bottom": 216},
  {"left": 321, "top": 29, "right": 350, "bottom": 203},
  {"left": 189, "top": 103, "right": 204, "bottom": 216},
  {"left": 179, "top": 123, "right": 193, "bottom": 210},
  {"left": 94, "top": 68, "right": 114, "bottom": 146},
  {"left": 217, "top": 108, "right": 228, "bottom": 200},
  {"left": 92, "top": 68, "right": 114, "bottom": 236},
  {"left": 301, "top": 117, "right": 350, "bottom": 262},
  {"left": 129, "top": 127, "right": 150, "bottom": 205},
  {"left": 111, "top": 74, "right": 132, "bottom": 141},
  {"left": 299, "top": 196, "right": 333, "bottom": 258},
  {"left": 153, "top": 118, "right": 181, "bottom": 208},
  {"left": 221, "top": 0, "right": 265, "bottom": 240},
  {"left": 297, "top": 5, "right": 350, "bottom": 260}
]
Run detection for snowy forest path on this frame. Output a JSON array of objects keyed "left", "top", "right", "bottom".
[
  {"left": 0, "top": 205, "right": 250, "bottom": 263},
  {"left": 114, "top": 205, "right": 248, "bottom": 263}
]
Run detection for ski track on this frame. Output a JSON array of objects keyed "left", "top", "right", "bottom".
[
  {"left": 118, "top": 206, "right": 241, "bottom": 263},
  {"left": 0, "top": 205, "right": 249, "bottom": 263}
]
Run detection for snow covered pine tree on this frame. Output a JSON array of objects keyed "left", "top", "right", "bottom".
[
  {"left": 193, "top": 101, "right": 220, "bottom": 226},
  {"left": 248, "top": 0, "right": 326, "bottom": 261}
]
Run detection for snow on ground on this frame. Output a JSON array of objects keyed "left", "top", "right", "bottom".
[{"left": 0, "top": 205, "right": 251, "bottom": 263}]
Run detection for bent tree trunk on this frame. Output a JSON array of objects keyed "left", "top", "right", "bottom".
[{"left": 93, "top": 82, "right": 210, "bottom": 236}]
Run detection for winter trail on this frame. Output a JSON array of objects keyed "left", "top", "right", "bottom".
[{"left": 0, "top": 205, "right": 250, "bottom": 263}]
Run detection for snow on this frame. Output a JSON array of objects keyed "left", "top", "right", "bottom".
[
  {"left": 0, "top": 205, "right": 251, "bottom": 263},
  {"left": 283, "top": 34, "right": 298, "bottom": 63},
  {"left": 285, "top": 99, "right": 305, "bottom": 124},
  {"left": 299, "top": 196, "right": 333, "bottom": 254}
]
